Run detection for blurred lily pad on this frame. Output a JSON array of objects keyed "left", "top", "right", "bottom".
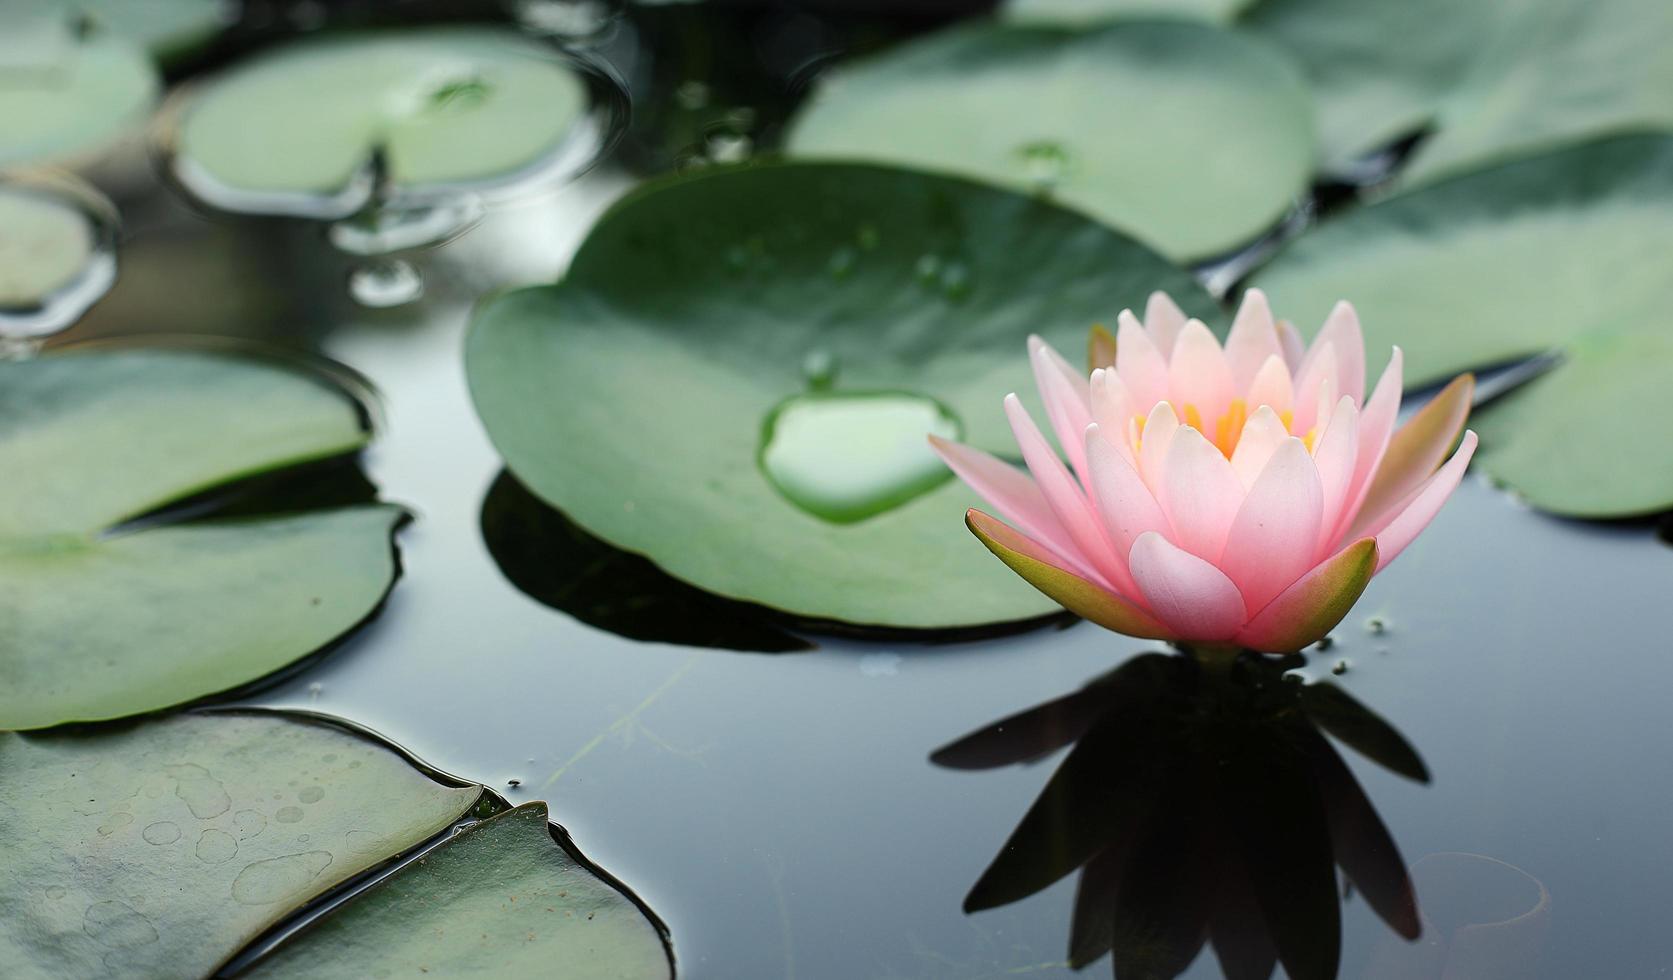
[
  {"left": 172, "top": 27, "right": 590, "bottom": 216},
  {"left": 0, "top": 173, "right": 118, "bottom": 340},
  {"left": 29, "top": 0, "right": 231, "bottom": 63},
  {"left": 1004, "top": 0, "right": 1250, "bottom": 25},
  {"left": 785, "top": 20, "right": 1315, "bottom": 260},
  {"left": 0, "top": 711, "right": 481, "bottom": 979},
  {"left": 482, "top": 470, "right": 812, "bottom": 653},
  {"left": 1251, "top": 135, "right": 1673, "bottom": 517},
  {"left": 0, "top": 13, "right": 159, "bottom": 170},
  {"left": 467, "top": 161, "right": 1217, "bottom": 630},
  {"left": 0, "top": 347, "right": 403, "bottom": 729},
  {"left": 248, "top": 801, "right": 673, "bottom": 979}
]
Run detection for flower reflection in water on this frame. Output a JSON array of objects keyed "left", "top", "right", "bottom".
[{"left": 934, "top": 650, "right": 1427, "bottom": 980}]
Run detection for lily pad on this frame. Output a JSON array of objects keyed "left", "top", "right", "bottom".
[
  {"left": 0, "top": 175, "right": 118, "bottom": 339},
  {"left": 0, "top": 347, "right": 403, "bottom": 729},
  {"left": 1399, "top": 0, "right": 1673, "bottom": 185},
  {"left": 0, "top": 13, "right": 159, "bottom": 170},
  {"left": 466, "top": 162, "right": 1218, "bottom": 629},
  {"left": 1239, "top": 0, "right": 1507, "bottom": 169},
  {"left": 31, "top": 0, "right": 231, "bottom": 62},
  {"left": 172, "top": 27, "right": 590, "bottom": 216},
  {"left": 1250, "top": 135, "right": 1673, "bottom": 517},
  {"left": 784, "top": 20, "right": 1315, "bottom": 260},
  {"left": 0, "top": 711, "right": 480, "bottom": 979},
  {"left": 1004, "top": 0, "right": 1250, "bottom": 25},
  {"left": 248, "top": 802, "right": 673, "bottom": 979}
]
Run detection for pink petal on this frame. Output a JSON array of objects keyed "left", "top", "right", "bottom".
[
  {"left": 1085, "top": 424, "right": 1170, "bottom": 598},
  {"left": 1372, "top": 431, "right": 1478, "bottom": 572},
  {"left": 1223, "top": 289, "right": 1284, "bottom": 392},
  {"left": 1160, "top": 425, "right": 1245, "bottom": 561},
  {"left": 1145, "top": 290, "right": 1188, "bottom": 358},
  {"left": 1136, "top": 401, "right": 1180, "bottom": 492},
  {"left": 1277, "top": 319, "right": 1306, "bottom": 371},
  {"left": 1329, "top": 347, "right": 1403, "bottom": 546},
  {"left": 1167, "top": 319, "right": 1236, "bottom": 423},
  {"left": 1229, "top": 405, "right": 1290, "bottom": 489},
  {"left": 1314, "top": 301, "right": 1367, "bottom": 404},
  {"left": 1117, "top": 310, "right": 1170, "bottom": 409},
  {"left": 1235, "top": 538, "right": 1378, "bottom": 653},
  {"left": 967, "top": 509, "right": 1173, "bottom": 640},
  {"left": 1311, "top": 395, "right": 1359, "bottom": 558},
  {"left": 1219, "top": 438, "right": 1324, "bottom": 613},
  {"left": 929, "top": 434, "right": 1082, "bottom": 567},
  {"left": 1290, "top": 339, "right": 1338, "bottom": 435},
  {"left": 1349, "top": 373, "right": 1474, "bottom": 540},
  {"left": 1090, "top": 369, "right": 1135, "bottom": 463},
  {"left": 1005, "top": 394, "right": 1121, "bottom": 586},
  {"left": 1128, "top": 531, "right": 1248, "bottom": 641},
  {"left": 1029, "top": 335, "right": 1094, "bottom": 485},
  {"left": 1244, "top": 354, "right": 1294, "bottom": 417}
]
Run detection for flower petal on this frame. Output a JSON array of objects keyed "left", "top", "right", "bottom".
[
  {"left": 1236, "top": 538, "right": 1378, "bottom": 653},
  {"left": 1277, "top": 319, "right": 1306, "bottom": 371},
  {"left": 1219, "top": 438, "right": 1324, "bottom": 614},
  {"left": 1290, "top": 339, "right": 1337, "bottom": 435},
  {"left": 1314, "top": 301, "right": 1367, "bottom": 405},
  {"left": 1244, "top": 354, "right": 1294, "bottom": 418},
  {"left": 967, "top": 509, "right": 1172, "bottom": 640},
  {"left": 1372, "top": 431, "right": 1478, "bottom": 572},
  {"left": 1137, "top": 400, "right": 1180, "bottom": 492},
  {"left": 1085, "top": 424, "right": 1170, "bottom": 597},
  {"left": 929, "top": 434, "right": 1081, "bottom": 566},
  {"left": 1128, "top": 531, "right": 1248, "bottom": 641},
  {"left": 1229, "top": 405, "right": 1291, "bottom": 489},
  {"left": 1329, "top": 348, "right": 1403, "bottom": 546},
  {"left": 1005, "top": 394, "right": 1121, "bottom": 585},
  {"left": 1030, "top": 335, "right": 1094, "bottom": 485},
  {"left": 1349, "top": 373, "right": 1474, "bottom": 540},
  {"left": 1167, "top": 319, "right": 1236, "bottom": 423},
  {"left": 1223, "top": 288, "right": 1284, "bottom": 392},
  {"left": 1311, "top": 396, "right": 1359, "bottom": 557},
  {"left": 1161, "top": 425, "right": 1245, "bottom": 561},
  {"left": 1117, "top": 310, "right": 1170, "bottom": 408},
  {"left": 1090, "top": 369, "right": 1135, "bottom": 463},
  {"left": 1145, "top": 290, "right": 1188, "bottom": 357},
  {"left": 1088, "top": 323, "right": 1117, "bottom": 372}
]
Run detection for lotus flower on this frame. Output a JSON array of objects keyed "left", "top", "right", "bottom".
[{"left": 931, "top": 289, "right": 1476, "bottom": 653}]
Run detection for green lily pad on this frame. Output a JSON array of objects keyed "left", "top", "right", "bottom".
[
  {"left": 1239, "top": 0, "right": 1508, "bottom": 169},
  {"left": 172, "top": 27, "right": 590, "bottom": 215},
  {"left": 784, "top": 20, "right": 1315, "bottom": 260},
  {"left": 0, "top": 347, "right": 403, "bottom": 729},
  {"left": 466, "top": 162, "right": 1218, "bottom": 629},
  {"left": 0, "top": 181, "right": 108, "bottom": 313},
  {"left": 1399, "top": 0, "right": 1673, "bottom": 185},
  {"left": 0, "top": 13, "right": 159, "bottom": 170},
  {"left": 248, "top": 802, "right": 672, "bottom": 979},
  {"left": 29, "top": 0, "right": 230, "bottom": 62},
  {"left": 1250, "top": 134, "right": 1673, "bottom": 517},
  {"left": 0, "top": 711, "right": 480, "bottom": 979},
  {"left": 1004, "top": 0, "right": 1250, "bottom": 25}
]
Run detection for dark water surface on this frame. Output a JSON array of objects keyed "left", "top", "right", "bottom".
[{"left": 192, "top": 168, "right": 1673, "bottom": 979}]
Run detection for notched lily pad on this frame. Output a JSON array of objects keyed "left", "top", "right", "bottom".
[
  {"left": 170, "top": 26, "right": 591, "bottom": 216},
  {"left": 785, "top": 20, "right": 1315, "bottom": 260},
  {"left": 248, "top": 801, "right": 673, "bottom": 979},
  {"left": 1252, "top": 135, "right": 1673, "bottom": 517},
  {"left": 0, "top": 711, "right": 481, "bottom": 979},
  {"left": 467, "top": 161, "right": 1218, "bottom": 630},
  {"left": 0, "top": 12, "right": 159, "bottom": 170},
  {"left": 0, "top": 346, "right": 404, "bottom": 729}
]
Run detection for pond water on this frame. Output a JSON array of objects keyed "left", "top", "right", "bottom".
[{"left": 28, "top": 4, "right": 1673, "bottom": 978}]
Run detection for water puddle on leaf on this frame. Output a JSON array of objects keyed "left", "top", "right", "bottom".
[{"left": 759, "top": 390, "right": 961, "bottom": 524}]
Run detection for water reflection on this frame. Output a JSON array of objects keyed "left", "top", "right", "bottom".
[
  {"left": 935, "top": 650, "right": 1428, "bottom": 980},
  {"left": 480, "top": 469, "right": 812, "bottom": 653}
]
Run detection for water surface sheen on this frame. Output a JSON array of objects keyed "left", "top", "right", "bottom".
[{"left": 237, "top": 171, "right": 1673, "bottom": 979}]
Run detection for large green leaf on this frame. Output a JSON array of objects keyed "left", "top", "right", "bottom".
[
  {"left": 1238, "top": 0, "right": 1510, "bottom": 169},
  {"left": 0, "top": 347, "right": 403, "bottom": 729},
  {"left": 0, "top": 13, "right": 159, "bottom": 170},
  {"left": 248, "top": 802, "right": 672, "bottom": 979},
  {"left": 784, "top": 21, "right": 1315, "bottom": 260},
  {"left": 173, "top": 27, "right": 589, "bottom": 214},
  {"left": 1250, "top": 135, "right": 1673, "bottom": 517},
  {"left": 0, "top": 711, "right": 481, "bottom": 979},
  {"left": 467, "top": 162, "right": 1218, "bottom": 629}
]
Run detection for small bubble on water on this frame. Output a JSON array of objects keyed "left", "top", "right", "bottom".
[
  {"left": 675, "top": 80, "right": 711, "bottom": 110},
  {"left": 1365, "top": 615, "right": 1389, "bottom": 635},
  {"left": 1017, "top": 140, "right": 1073, "bottom": 190},
  {"left": 514, "top": 0, "right": 615, "bottom": 42},
  {"left": 704, "top": 132, "right": 753, "bottom": 164},
  {"left": 506, "top": 778, "right": 522, "bottom": 788},
  {"left": 801, "top": 349, "right": 838, "bottom": 390},
  {"left": 1331, "top": 659, "right": 1351, "bottom": 675},
  {"left": 348, "top": 259, "right": 424, "bottom": 308},
  {"left": 1314, "top": 635, "right": 1335, "bottom": 651}
]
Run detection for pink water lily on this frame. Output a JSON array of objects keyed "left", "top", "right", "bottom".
[{"left": 931, "top": 289, "right": 1476, "bottom": 653}]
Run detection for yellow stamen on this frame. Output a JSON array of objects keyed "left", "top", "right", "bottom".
[
  {"left": 1214, "top": 399, "right": 1247, "bottom": 458},
  {"left": 1302, "top": 427, "right": 1319, "bottom": 453},
  {"left": 1130, "top": 413, "right": 1147, "bottom": 452},
  {"left": 1279, "top": 409, "right": 1295, "bottom": 432},
  {"left": 1182, "top": 403, "right": 1204, "bottom": 433}
]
